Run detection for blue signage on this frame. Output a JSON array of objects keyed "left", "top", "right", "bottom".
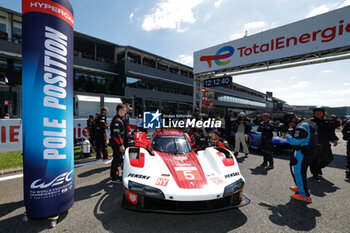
[{"left": 22, "top": 0, "right": 74, "bottom": 219}]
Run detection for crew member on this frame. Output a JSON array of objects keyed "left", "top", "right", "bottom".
[
  {"left": 87, "top": 115, "right": 96, "bottom": 152},
  {"left": 110, "top": 104, "right": 127, "bottom": 183},
  {"left": 207, "top": 130, "right": 229, "bottom": 149},
  {"left": 310, "top": 108, "right": 338, "bottom": 179},
  {"left": 190, "top": 128, "right": 208, "bottom": 151},
  {"left": 95, "top": 107, "right": 109, "bottom": 160},
  {"left": 122, "top": 103, "right": 131, "bottom": 148},
  {"left": 233, "top": 112, "right": 251, "bottom": 157},
  {"left": 342, "top": 119, "right": 350, "bottom": 178},
  {"left": 283, "top": 113, "right": 318, "bottom": 203},
  {"left": 258, "top": 113, "right": 275, "bottom": 169}
]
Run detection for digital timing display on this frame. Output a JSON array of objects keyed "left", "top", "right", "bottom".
[{"left": 203, "top": 76, "right": 232, "bottom": 88}]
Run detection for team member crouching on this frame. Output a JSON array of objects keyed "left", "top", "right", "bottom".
[
  {"left": 283, "top": 113, "right": 318, "bottom": 203},
  {"left": 110, "top": 104, "right": 127, "bottom": 183},
  {"left": 207, "top": 130, "right": 229, "bottom": 149}
]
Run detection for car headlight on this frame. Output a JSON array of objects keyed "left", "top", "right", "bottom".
[
  {"left": 223, "top": 178, "right": 245, "bottom": 197},
  {"left": 128, "top": 180, "right": 165, "bottom": 199}
]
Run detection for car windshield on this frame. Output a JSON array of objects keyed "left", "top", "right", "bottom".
[{"left": 152, "top": 135, "right": 192, "bottom": 154}]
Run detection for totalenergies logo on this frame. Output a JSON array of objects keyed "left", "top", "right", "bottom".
[{"left": 200, "top": 46, "right": 234, "bottom": 68}]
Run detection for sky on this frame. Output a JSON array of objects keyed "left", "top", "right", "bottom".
[{"left": 2, "top": 0, "right": 350, "bottom": 107}]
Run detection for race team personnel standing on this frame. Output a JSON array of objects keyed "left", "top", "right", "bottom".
[
  {"left": 207, "top": 130, "right": 229, "bottom": 149},
  {"left": 87, "top": 115, "right": 96, "bottom": 152},
  {"left": 283, "top": 113, "right": 318, "bottom": 203},
  {"left": 110, "top": 104, "right": 127, "bottom": 183},
  {"left": 95, "top": 107, "right": 109, "bottom": 160},
  {"left": 122, "top": 103, "right": 131, "bottom": 148},
  {"left": 310, "top": 108, "right": 338, "bottom": 179},
  {"left": 257, "top": 113, "right": 275, "bottom": 169},
  {"left": 233, "top": 112, "right": 251, "bottom": 157},
  {"left": 342, "top": 119, "right": 350, "bottom": 178}
]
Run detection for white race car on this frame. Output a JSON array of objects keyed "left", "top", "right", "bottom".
[{"left": 122, "top": 129, "right": 250, "bottom": 213}]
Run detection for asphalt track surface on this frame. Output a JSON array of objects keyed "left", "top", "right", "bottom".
[{"left": 1, "top": 133, "right": 349, "bottom": 233}]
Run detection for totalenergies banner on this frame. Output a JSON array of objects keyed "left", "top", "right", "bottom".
[
  {"left": 194, "top": 6, "right": 350, "bottom": 74},
  {"left": 22, "top": 0, "right": 74, "bottom": 218}
]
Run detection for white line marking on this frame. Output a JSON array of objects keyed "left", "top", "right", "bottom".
[
  {"left": 0, "top": 159, "right": 110, "bottom": 182},
  {"left": 104, "top": 159, "right": 112, "bottom": 165},
  {"left": 0, "top": 174, "right": 23, "bottom": 181}
]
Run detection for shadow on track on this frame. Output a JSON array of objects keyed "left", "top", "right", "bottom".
[
  {"left": 259, "top": 199, "right": 321, "bottom": 231},
  {"left": 93, "top": 182, "right": 248, "bottom": 233},
  {"left": 307, "top": 176, "right": 340, "bottom": 197},
  {"left": 78, "top": 166, "right": 110, "bottom": 178}
]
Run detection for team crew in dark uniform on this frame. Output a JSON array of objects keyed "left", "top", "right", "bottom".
[
  {"left": 207, "top": 130, "right": 229, "bottom": 149},
  {"left": 110, "top": 104, "right": 127, "bottom": 183},
  {"left": 95, "top": 107, "right": 109, "bottom": 160},
  {"left": 87, "top": 115, "right": 96, "bottom": 152},
  {"left": 122, "top": 103, "right": 131, "bottom": 148},
  {"left": 258, "top": 113, "right": 275, "bottom": 169},
  {"left": 342, "top": 119, "right": 350, "bottom": 178},
  {"left": 283, "top": 113, "right": 318, "bottom": 203},
  {"left": 190, "top": 128, "right": 208, "bottom": 151},
  {"left": 310, "top": 108, "right": 338, "bottom": 179}
]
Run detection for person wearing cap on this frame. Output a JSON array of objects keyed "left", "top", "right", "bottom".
[
  {"left": 342, "top": 119, "right": 350, "bottom": 178},
  {"left": 282, "top": 113, "right": 318, "bottom": 203},
  {"left": 329, "top": 114, "right": 341, "bottom": 131},
  {"left": 207, "top": 130, "right": 229, "bottom": 149},
  {"left": 310, "top": 108, "right": 338, "bottom": 179},
  {"left": 258, "top": 113, "right": 275, "bottom": 169},
  {"left": 233, "top": 112, "right": 251, "bottom": 157}
]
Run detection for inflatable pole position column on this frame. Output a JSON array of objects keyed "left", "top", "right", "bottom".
[{"left": 22, "top": 0, "right": 74, "bottom": 219}]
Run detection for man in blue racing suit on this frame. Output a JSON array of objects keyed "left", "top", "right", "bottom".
[{"left": 283, "top": 113, "right": 318, "bottom": 203}]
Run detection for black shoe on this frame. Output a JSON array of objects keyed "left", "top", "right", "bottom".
[
  {"left": 312, "top": 174, "right": 319, "bottom": 180},
  {"left": 260, "top": 163, "right": 268, "bottom": 167},
  {"left": 234, "top": 152, "right": 239, "bottom": 157},
  {"left": 346, "top": 169, "right": 350, "bottom": 178},
  {"left": 244, "top": 153, "right": 248, "bottom": 157},
  {"left": 265, "top": 165, "right": 274, "bottom": 170},
  {"left": 318, "top": 170, "right": 323, "bottom": 175}
]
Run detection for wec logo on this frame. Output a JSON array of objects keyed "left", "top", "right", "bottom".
[
  {"left": 200, "top": 46, "right": 234, "bottom": 68},
  {"left": 30, "top": 170, "right": 73, "bottom": 189}
]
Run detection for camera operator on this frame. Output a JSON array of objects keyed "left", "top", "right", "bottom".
[{"left": 282, "top": 113, "right": 318, "bottom": 203}]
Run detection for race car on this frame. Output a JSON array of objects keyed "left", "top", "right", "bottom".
[
  {"left": 231, "top": 126, "right": 292, "bottom": 153},
  {"left": 122, "top": 129, "right": 250, "bottom": 213}
]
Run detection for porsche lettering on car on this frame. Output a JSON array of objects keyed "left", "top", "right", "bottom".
[{"left": 122, "top": 129, "right": 250, "bottom": 213}]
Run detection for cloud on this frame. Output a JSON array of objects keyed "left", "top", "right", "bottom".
[
  {"left": 141, "top": 0, "right": 205, "bottom": 32},
  {"left": 243, "top": 21, "right": 266, "bottom": 31},
  {"left": 176, "top": 54, "right": 193, "bottom": 66},
  {"left": 306, "top": 2, "right": 341, "bottom": 18},
  {"left": 338, "top": 0, "right": 350, "bottom": 8},
  {"left": 204, "top": 14, "right": 211, "bottom": 21},
  {"left": 345, "top": 82, "right": 350, "bottom": 86},
  {"left": 306, "top": 4, "right": 330, "bottom": 18},
  {"left": 289, "top": 76, "right": 297, "bottom": 80},
  {"left": 290, "top": 81, "right": 310, "bottom": 88},
  {"left": 214, "top": 0, "right": 226, "bottom": 7},
  {"left": 129, "top": 12, "right": 134, "bottom": 21},
  {"left": 322, "top": 69, "right": 332, "bottom": 73},
  {"left": 230, "top": 21, "right": 270, "bottom": 40},
  {"left": 230, "top": 32, "right": 245, "bottom": 40}
]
